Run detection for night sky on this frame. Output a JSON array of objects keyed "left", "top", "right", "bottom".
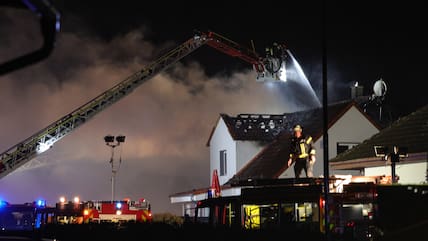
[{"left": 0, "top": 1, "right": 426, "bottom": 214}]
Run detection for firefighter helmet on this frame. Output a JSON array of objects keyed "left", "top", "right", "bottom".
[{"left": 293, "top": 124, "right": 302, "bottom": 132}]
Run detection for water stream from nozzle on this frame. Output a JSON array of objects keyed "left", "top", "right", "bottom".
[{"left": 286, "top": 49, "right": 321, "bottom": 108}]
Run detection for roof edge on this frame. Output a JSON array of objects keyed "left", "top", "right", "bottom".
[
  {"left": 351, "top": 100, "right": 383, "bottom": 131},
  {"left": 312, "top": 101, "right": 354, "bottom": 141},
  {"left": 330, "top": 152, "right": 427, "bottom": 170},
  {"left": 206, "top": 114, "right": 226, "bottom": 147}
]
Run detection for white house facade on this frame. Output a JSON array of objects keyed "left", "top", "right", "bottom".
[{"left": 364, "top": 162, "right": 427, "bottom": 184}]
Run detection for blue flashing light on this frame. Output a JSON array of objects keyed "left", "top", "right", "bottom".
[
  {"left": 35, "top": 213, "right": 42, "bottom": 229},
  {"left": 116, "top": 202, "right": 122, "bottom": 209},
  {"left": 36, "top": 199, "right": 46, "bottom": 207},
  {"left": 0, "top": 200, "right": 8, "bottom": 208}
]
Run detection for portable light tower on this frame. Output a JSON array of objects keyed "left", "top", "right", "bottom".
[{"left": 104, "top": 134, "right": 125, "bottom": 201}]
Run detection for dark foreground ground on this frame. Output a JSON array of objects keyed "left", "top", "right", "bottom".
[
  {"left": 1, "top": 221, "right": 427, "bottom": 241},
  {"left": 3, "top": 223, "right": 324, "bottom": 241},
  {"left": 45, "top": 223, "right": 324, "bottom": 241}
]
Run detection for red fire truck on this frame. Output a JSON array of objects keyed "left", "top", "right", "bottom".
[{"left": 55, "top": 198, "right": 152, "bottom": 224}]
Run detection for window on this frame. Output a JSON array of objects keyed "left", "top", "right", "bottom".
[
  {"left": 337, "top": 142, "right": 360, "bottom": 155},
  {"left": 220, "top": 150, "right": 227, "bottom": 176}
]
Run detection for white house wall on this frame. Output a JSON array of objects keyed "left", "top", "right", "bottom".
[
  {"left": 209, "top": 118, "right": 237, "bottom": 185},
  {"left": 324, "top": 106, "right": 379, "bottom": 177},
  {"left": 236, "top": 140, "right": 266, "bottom": 172},
  {"left": 364, "top": 162, "right": 427, "bottom": 184}
]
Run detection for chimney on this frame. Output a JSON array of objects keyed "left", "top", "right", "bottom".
[{"left": 350, "top": 81, "right": 364, "bottom": 99}]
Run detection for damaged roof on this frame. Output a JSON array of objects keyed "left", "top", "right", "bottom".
[
  {"left": 227, "top": 100, "right": 378, "bottom": 183},
  {"left": 206, "top": 113, "right": 288, "bottom": 146},
  {"left": 221, "top": 113, "right": 287, "bottom": 141},
  {"left": 208, "top": 100, "right": 377, "bottom": 145}
]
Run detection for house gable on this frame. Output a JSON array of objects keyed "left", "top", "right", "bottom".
[{"left": 209, "top": 117, "right": 237, "bottom": 185}]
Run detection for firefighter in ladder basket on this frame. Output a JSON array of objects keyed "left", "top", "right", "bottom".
[{"left": 287, "top": 124, "right": 316, "bottom": 178}]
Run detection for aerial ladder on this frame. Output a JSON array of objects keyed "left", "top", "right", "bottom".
[{"left": 0, "top": 30, "right": 288, "bottom": 179}]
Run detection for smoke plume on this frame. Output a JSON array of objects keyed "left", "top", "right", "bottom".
[{"left": 0, "top": 8, "right": 320, "bottom": 214}]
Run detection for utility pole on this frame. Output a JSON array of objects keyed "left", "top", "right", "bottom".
[
  {"left": 390, "top": 146, "right": 398, "bottom": 183},
  {"left": 104, "top": 135, "right": 125, "bottom": 202},
  {"left": 322, "top": 0, "right": 331, "bottom": 239}
]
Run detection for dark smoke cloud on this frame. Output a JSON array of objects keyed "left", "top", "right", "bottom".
[{"left": 0, "top": 8, "right": 321, "bottom": 214}]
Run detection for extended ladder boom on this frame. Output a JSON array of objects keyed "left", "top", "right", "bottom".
[{"left": 0, "top": 31, "right": 264, "bottom": 179}]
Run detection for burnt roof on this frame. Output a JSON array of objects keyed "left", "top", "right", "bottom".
[
  {"left": 207, "top": 100, "right": 379, "bottom": 147},
  {"left": 228, "top": 101, "right": 378, "bottom": 182},
  {"left": 330, "top": 104, "right": 428, "bottom": 163},
  {"left": 220, "top": 113, "right": 288, "bottom": 141},
  {"left": 206, "top": 113, "right": 289, "bottom": 146}
]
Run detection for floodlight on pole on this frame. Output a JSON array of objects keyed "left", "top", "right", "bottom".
[
  {"left": 374, "top": 145, "right": 407, "bottom": 184},
  {"left": 104, "top": 134, "right": 126, "bottom": 202},
  {"left": 104, "top": 135, "right": 115, "bottom": 143},
  {"left": 374, "top": 145, "right": 388, "bottom": 159},
  {"left": 116, "top": 135, "right": 126, "bottom": 143}
]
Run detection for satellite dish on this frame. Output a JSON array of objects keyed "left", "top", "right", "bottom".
[{"left": 373, "top": 78, "right": 387, "bottom": 97}]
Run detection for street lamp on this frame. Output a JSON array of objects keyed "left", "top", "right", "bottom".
[{"left": 104, "top": 134, "right": 126, "bottom": 202}]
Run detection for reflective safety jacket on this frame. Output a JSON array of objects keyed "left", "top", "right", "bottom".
[{"left": 289, "top": 134, "right": 316, "bottom": 159}]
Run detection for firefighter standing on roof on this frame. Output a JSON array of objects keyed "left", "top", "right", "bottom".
[{"left": 287, "top": 124, "right": 316, "bottom": 178}]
